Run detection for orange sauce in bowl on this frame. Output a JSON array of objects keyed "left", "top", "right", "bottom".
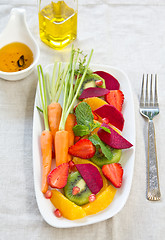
[{"left": 0, "top": 42, "right": 33, "bottom": 72}]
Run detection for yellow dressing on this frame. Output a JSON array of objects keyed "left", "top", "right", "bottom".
[{"left": 0, "top": 42, "right": 33, "bottom": 72}]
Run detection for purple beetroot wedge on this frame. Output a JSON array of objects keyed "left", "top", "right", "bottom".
[
  {"left": 94, "top": 104, "right": 124, "bottom": 131},
  {"left": 94, "top": 71, "right": 120, "bottom": 90},
  {"left": 79, "top": 87, "right": 109, "bottom": 99},
  {"left": 98, "top": 123, "right": 133, "bottom": 149},
  {"left": 76, "top": 164, "right": 103, "bottom": 195}
]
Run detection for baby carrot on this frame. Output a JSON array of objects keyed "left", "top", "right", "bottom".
[
  {"left": 46, "top": 63, "right": 68, "bottom": 142},
  {"left": 48, "top": 102, "right": 62, "bottom": 139},
  {"left": 55, "top": 130, "right": 69, "bottom": 166},
  {"left": 65, "top": 113, "right": 76, "bottom": 161},
  {"left": 40, "top": 130, "right": 53, "bottom": 193},
  {"left": 37, "top": 65, "right": 53, "bottom": 194}
]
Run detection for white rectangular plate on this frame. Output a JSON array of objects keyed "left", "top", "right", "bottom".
[{"left": 33, "top": 64, "right": 135, "bottom": 228}]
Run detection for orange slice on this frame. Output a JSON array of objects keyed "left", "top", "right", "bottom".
[
  {"left": 72, "top": 157, "right": 108, "bottom": 192},
  {"left": 82, "top": 185, "right": 116, "bottom": 215},
  {"left": 50, "top": 189, "right": 86, "bottom": 220},
  {"left": 83, "top": 97, "right": 108, "bottom": 111}
]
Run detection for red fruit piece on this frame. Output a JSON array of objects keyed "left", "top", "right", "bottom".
[
  {"left": 54, "top": 209, "right": 62, "bottom": 218},
  {"left": 102, "top": 163, "right": 123, "bottom": 188},
  {"left": 95, "top": 80, "right": 103, "bottom": 86},
  {"left": 102, "top": 118, "right": 109, "bottom": 124},
  {"left": 76, "top": 164, "right": 103, "bottom": 194},
  {"left": 94, "top": 104, "right": 124, "bottom": 131},
  {"left": 72, "top": 186, "right": 80, "bottom": 195},
  {"left": 98, "top": 123, "right": 133, "bottom": 149},
  {"left": 106, "top": 90, "right": 124, "bottom": 112},
  {"left": 68, "top": 139, "right": 96, "bottom": 159},
  {"left": 68, "top": 160, "right": 77, "bottom": 172},
  {"left": 74, "top": 136, "right": 81, "bottom": 143},
  {"left": 89, "top": 194, "right": 96, "bottom": 202},
  {"left": 47, "top": 163, "right": 69, "bottom": 189},
  {"left": 79, "top": 87, "right": 109, "bottom": 99},
  {"left": 94, "top": 71, "right": 120, "bottom": 90},
  {"left": 44, "top": 190, "right": 52, "bottom": 199}
]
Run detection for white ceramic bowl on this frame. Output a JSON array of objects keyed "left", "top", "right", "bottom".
[{"left": 0, "top": 8, "right": 40, "bottom": 81}]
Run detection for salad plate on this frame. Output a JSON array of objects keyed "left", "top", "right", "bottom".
[{"left": 33, "top": 63, "right": 135, "bottom": 228}]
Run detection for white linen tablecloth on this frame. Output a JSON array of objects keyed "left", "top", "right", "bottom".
[{"left": 0, "top": 1, "right": 165, "bottom": 239}]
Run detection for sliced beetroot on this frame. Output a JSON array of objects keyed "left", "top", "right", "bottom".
[
  {"left": 94, "top": 104, "right": 124, "bottom": 131},
  {"left": 79, "top": 87, "right": 109, "bottom": 99},
  {"left": 94, "top": 71, "right": 120, "bottom": 90},
  {"left": 76, "top": 164, "right": 103, "bottom": 194},
  {"left": 98, "top": 123, "right": 133, "bottom": 149}
]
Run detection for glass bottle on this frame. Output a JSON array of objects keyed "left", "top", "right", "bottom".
[{"left": 38, "top": 0, "right": 78, "bottom": 50}]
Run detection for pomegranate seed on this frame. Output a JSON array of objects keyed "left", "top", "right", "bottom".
[
  {"left": 44, "top": 190, "right": 52, "bottom": 199},
  {"left": 72, "top": 186, "right": 80, "bottom": 195},
  {"left": 102, "top": 118, "right": 109, "bottom": 124},
  {"left": 54, "top": 209, "right": 62, "bottom": 218},
  {"left": 68, "top": 160, "right": 76, "bottom": 172},
  {"left": 89, "top": 194, "right": 96, "bottom": 202},
  {"left": 95, "top": 80, "right": 103, "bottom": 86}
]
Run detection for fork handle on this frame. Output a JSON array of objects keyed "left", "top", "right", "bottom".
[{"left": 147, "top": 120, "right": 161, "bottom": 200}]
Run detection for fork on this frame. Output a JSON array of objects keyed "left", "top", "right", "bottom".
[{"left": 140, "top": 74, "right": 161, "bottom": 201}]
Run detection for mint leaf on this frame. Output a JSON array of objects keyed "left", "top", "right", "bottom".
[
  {"left": 75, "top": 102, "right": 94, "bottom": 125},
  {"left": 73, "top": 125, "right": 90, "bottom": 136},
  {"left": 89, "top": 134, "right": 113, "bottom": 160},
  {"left": 100, "top": 126, "right": 111, "bottom": 134}
]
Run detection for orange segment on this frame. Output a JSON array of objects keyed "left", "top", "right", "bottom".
[
  {"left": 83, "top": 97, "right": 108, "bottom": 111},
  {"left": 82, "top": 185, "right": 116, "bottom": 215},
  {"left": 72, "top": 157, "right": 108, "bottom": 192},
  {"left": 50, "top": 189, "right": 86, "bottom": 220}
]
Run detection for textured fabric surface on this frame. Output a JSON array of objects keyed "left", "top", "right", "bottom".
[{"left": 0, "top": 1, "right": 165, "bottom": 240}]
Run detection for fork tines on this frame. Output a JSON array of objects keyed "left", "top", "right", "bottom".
[{"left": 140, "top": 74, "right": 158, "bottom": 108}]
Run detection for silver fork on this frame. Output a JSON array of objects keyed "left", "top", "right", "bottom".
[{"left": 140, "top": 74, "right": 161, "bottom": 201}]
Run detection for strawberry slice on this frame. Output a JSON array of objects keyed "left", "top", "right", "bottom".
[
  {"left": 105, "top": 90, "right": 124, "bottom": 112},
  {"left": 68, "top": 139, "right": 96, "bottom": 159},
  {"left": 102, "top": 163, "right": 123, "bottom": 188},
  {"left": 47, "top": 163, "right": 69, "bottom": 189}
]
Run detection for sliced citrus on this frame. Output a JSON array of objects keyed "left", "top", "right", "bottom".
[
  {"left": 50, "top": 189, "right": 86, "bottom": 220},
  {"left": 83, "top": 97, "right": 108, "bottom": 111},
  {"left": 72, "top": 157, "right": 108, "bottom": 192},
  {"left": 82, "top": 185, "right": 116, "bottom": 215}
]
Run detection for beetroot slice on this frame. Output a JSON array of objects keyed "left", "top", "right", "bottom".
[
  {"left": 98, "top": 123, "right": 133, "bottom": 149},
  {"left": 94, "top": 104, "right": 124, "bottom": 131},
  {"left": 76, "top": 164, "right": 103, "bottom": 194},
  {"left": 94, "top": 71, "right": 120, "bottom": 90},
  {"left": 79, "top": 87, "right": 109, "bottom": 99}
]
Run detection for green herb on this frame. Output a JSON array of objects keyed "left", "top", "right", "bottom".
[
  {"left": 73, "top": 125, "right": 90, "bottom": 136},
  {"left": 73, "top": 102, "right": 111, "bottom": 137},
  {"left": 89, "top": 134, "right": 113, "bottom": 160},
  {"left": 75, "top": 102, "right": 94, "bottom": 126},
  {"left": 59, "top": 47, "right": 93, "bottom": 131}
]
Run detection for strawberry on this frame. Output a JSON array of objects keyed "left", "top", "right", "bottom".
[
  {"left": 102, "top": 163, "right": 123, "bottom": 188},
  {"left": 105, "top": 90, "right": 124, "bottom": 112},
  {"left": 68, "top": 139, "right": 96, "bottom": 159},
  {"left": 47, "top": 163, "right": 69, "bottom": 189}
]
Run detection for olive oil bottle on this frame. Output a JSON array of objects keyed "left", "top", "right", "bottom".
[{"left": 38, "top": 1, "right": 77, "bottom": 50}]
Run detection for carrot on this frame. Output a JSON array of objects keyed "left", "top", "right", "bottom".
[
  {"left": 65, "top": 113, "right": 76, "bottom": 161},
  {"left": 48, "top": 102, "right": 62, "bottom": 139},
  {"left": 55, "top": 130, "right": 69, "bottom": 166},
  {"left": 55, "top": 46, "right": 93, "bottom": 166},
  {"left": 37, "top": 65, "right": 53, "bottom": 194},
  {"left": 40, "top": 130, "right": 53, "bottom": 193},
  {"left": 45, "top": 62, "right": 68, "bottom": 152}
]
